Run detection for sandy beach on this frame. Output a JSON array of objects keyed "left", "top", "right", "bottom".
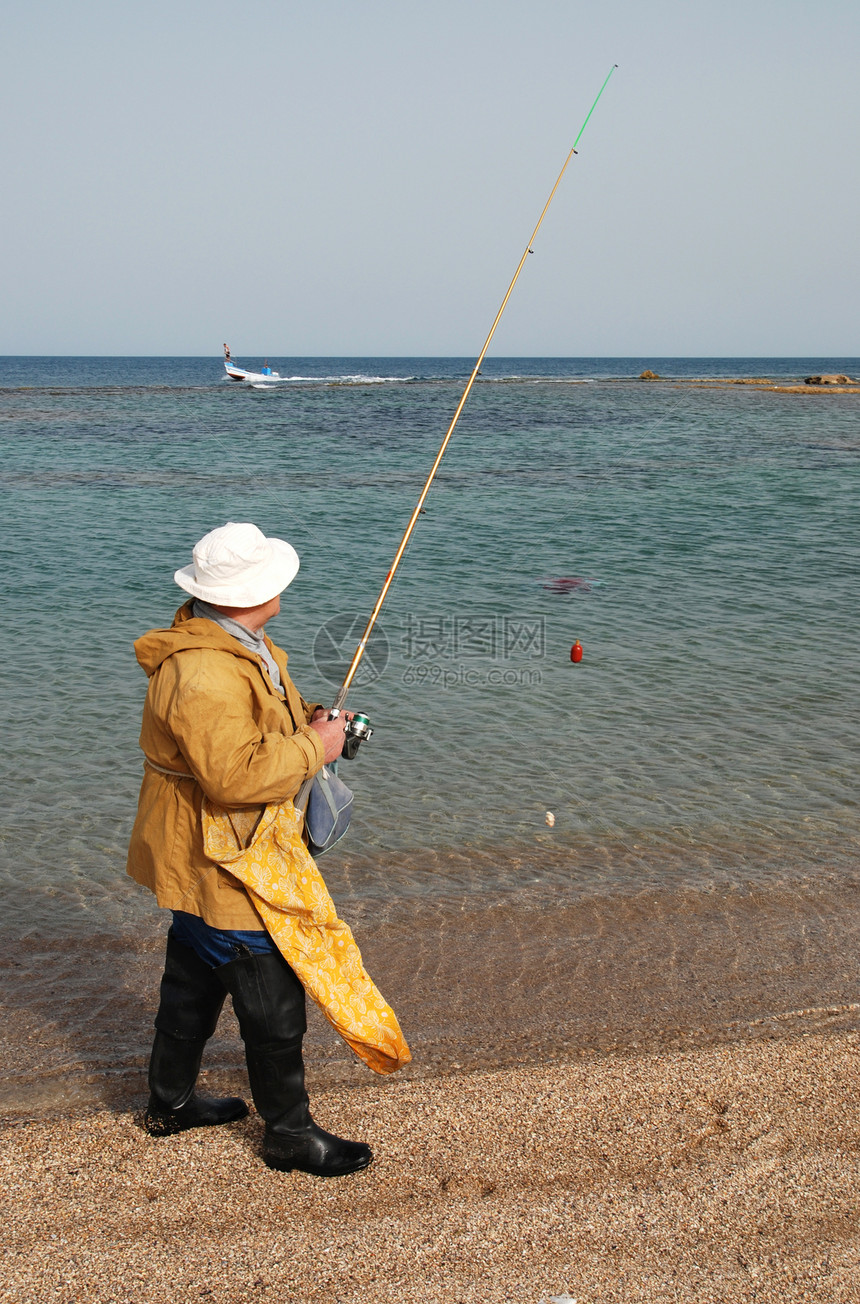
[{"left": 3, "top": 1030, "right": 859, "bottom": 1303}]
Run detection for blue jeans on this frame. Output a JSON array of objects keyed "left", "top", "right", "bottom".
[{"left": 171, "top": 910, "right": 278, "bottom": 968}]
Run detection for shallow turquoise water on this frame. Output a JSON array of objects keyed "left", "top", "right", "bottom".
[{"left": 1, "top": 357, "right": 858, "bottom": 937}]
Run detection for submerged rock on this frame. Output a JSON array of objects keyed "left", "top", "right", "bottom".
[{"left": 541, "top": 576, "right": 595, "bottom": 594}]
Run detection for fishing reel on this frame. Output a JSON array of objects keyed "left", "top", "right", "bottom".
[{"left": 341, "top": 711, "right": 374, "bottom": 761}]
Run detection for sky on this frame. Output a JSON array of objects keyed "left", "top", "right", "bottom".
[{"left": 1, "top": 0, "right": 858, "bottom": 357}]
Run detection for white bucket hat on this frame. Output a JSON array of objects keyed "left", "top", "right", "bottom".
[{"left": 174, "top": 522, "right": 300, "bottom": 607}]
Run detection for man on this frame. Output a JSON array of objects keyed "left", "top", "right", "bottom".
[{"left": 127, "top": 521, "right": 372, "bottom": 1177}]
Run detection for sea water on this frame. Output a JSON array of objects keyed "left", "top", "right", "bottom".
[{"left": 1, "top": 357, "right": 858, "bottom": 1110}]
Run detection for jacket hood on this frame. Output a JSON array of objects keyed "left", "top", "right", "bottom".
[{"left": 134, "top": 602, "right": 283, "bottom": 678}]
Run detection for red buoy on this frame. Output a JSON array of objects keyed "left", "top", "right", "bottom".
[{"left": 570, "top": 640, "right": 583, "bottom": 663}]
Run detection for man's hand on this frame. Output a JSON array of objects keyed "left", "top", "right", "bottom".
[{"left": 309, "top": 709, "right": 352, "bottom": 765}]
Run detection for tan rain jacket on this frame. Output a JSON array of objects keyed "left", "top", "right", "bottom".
[{"left": 126, "top": 602, "right": 325, "bottom": 929}]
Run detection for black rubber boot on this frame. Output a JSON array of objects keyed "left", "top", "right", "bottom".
[
  {"left": 144, "top": 929, "right": 249, "bottom": 1137},
  {"left": 217, "top": 951, "right": 373, "bottom": 1177}
]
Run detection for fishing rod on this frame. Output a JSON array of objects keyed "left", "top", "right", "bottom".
[{"left": 333, "top": 65, "right": 618, "bottom": 745}]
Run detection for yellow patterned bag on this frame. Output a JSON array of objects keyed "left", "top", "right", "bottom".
[{"left": 201, "top": 798, "right": 411, "bottom": 1075}]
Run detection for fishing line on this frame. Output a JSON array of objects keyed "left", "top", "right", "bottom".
[{"left": 332, "top": 65, "right": 619, "bottom": 712}]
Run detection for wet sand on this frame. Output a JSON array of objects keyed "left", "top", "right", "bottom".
[
  {"left": 4, "top": 873, "right": 860, "bottom": 1116},
  {"left": 3, "top": 1030, "right": 860, "bottom": 1303}
]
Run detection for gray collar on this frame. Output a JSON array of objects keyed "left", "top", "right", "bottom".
[{"left": 192, "top": 599, "right": 284, "bottom": 694}]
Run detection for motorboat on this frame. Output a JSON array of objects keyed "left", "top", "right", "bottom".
[{"left": 223, "top": 344, "right": 284, "bottom": 387}]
